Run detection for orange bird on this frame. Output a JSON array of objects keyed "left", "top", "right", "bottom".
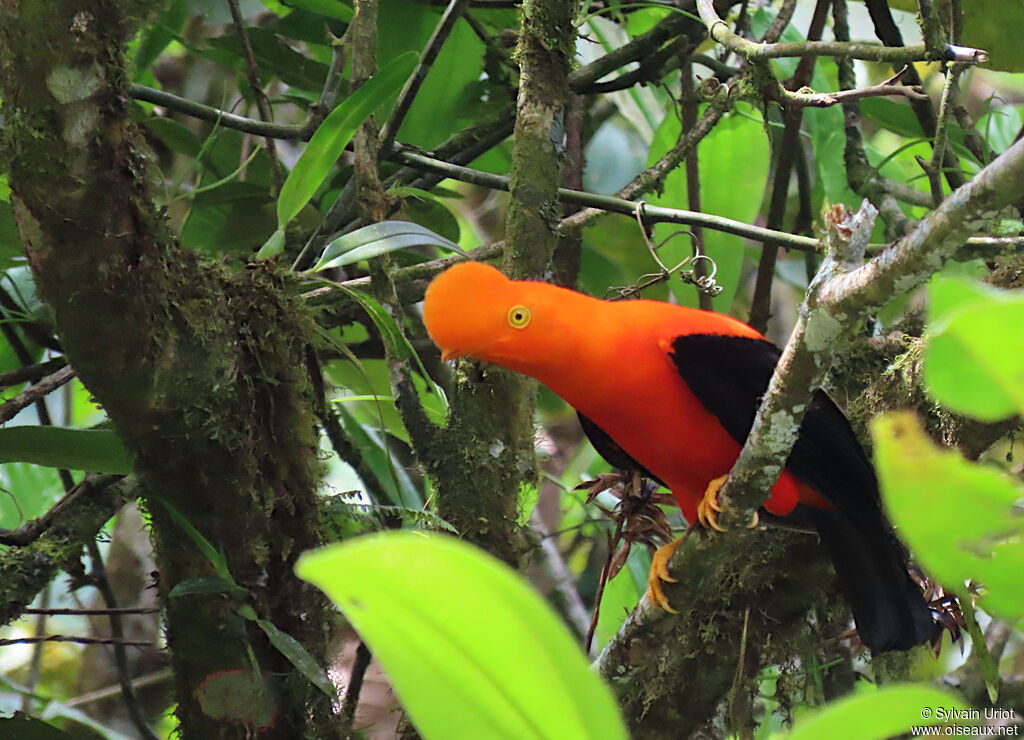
[{"left": 422, "top": 261, "right": 935, "bottom": 652}]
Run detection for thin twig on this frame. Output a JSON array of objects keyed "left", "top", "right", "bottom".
[
  {"left": 225, "top": 0, "right": 282, "bottom": 190},
  {"left": 779, "top": 79, "right": 929, "bottom": 108},
  {"left": 679, "top": 65, "right": 712, "bottom": 311},
  {"left": 0, "top": 364, "right": 75, "bottom": 424},
  {"left": 531, "top": 511, "right": 591, "bottom": 638},
  {"left": 340, "top": 641, "right": 372, "bottom": 736},
  {"left": 64, "top": 668, "right": 174, "bottom": 709},
  {"left": 749, "top": 0, "right": 832, "bottom": 333},
  {"left": 834, "top": 0, "right": 920, "bottom": 237},
  {"left": 85, "top": 539, "right": 162, "bottom": 740},
  {"left": 0, "top": 635, "right": 154, "bottom": 647},
  {"left": 130, "top": 84, "right": 308, "bottom": 139},
  {"left": 20, "top": 585, "right": 50, "bottom": 714},
  {"left": 393, "top": 150, "right": 822, "bottom": 251},
  {"left": 0, "top": 357, "right": 67, "bottom": 389},
  {"left": 586, "top": 520, "right": 624, "bottom": 656},
  {"left": 925, "top": 62, "right": 962, "bottom": 206},
  {"left": 24, "top": 606, "right": 161, "bottom": 616},
  {"left": 0, "top": 474, "right": 127, "bottom": 547}
]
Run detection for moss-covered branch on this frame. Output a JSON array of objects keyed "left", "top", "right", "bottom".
[{"left": 0, "top": 475, "right": 135, "bottom": 626}]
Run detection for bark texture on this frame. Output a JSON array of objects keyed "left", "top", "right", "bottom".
[{"left": 0, "top": 3, "right": 339, "bottom": 737}]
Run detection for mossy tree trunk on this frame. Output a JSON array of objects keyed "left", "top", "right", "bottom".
[{"left": 0, "top": 2, "right": 339, "bottom": 737}]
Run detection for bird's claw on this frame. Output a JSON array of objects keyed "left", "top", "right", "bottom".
[
  {"left": 696, "top": 475, "right": 728, "bottom": 532},
  {"left": 646, "top": 537, "right": 683, "bottom": 614},
  {"left": 696, "top": 475, "right": 759, "bottom": 532}
]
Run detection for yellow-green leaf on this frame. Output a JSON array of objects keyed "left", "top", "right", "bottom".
[
  {"left": 296, "top": 532, "right": 628, "bottom": 740},
  {"left": 872, "top": 412, "right": 1024, "bottom": 622},
  {"left": 786, "top": 685, "right": 970, "bottom": 740}
]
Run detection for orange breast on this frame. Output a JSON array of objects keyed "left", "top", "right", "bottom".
[{"left": 536, "top": 301, "right": 824, "bottom": 522}]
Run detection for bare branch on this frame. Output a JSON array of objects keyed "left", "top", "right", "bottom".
[
  {"left": 0, "top": 357, "right": 67, "bottom": 389},
  {"left": 0, "top": 364, "right": 75, "bottom": 424},
  {"left": 695, "top": 0, "right": 986, "bottom": 64}
]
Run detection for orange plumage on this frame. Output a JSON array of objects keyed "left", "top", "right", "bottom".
[
  {"left": 423, "top": 260, "right": 817, "bottom": 523},
  {"left": 423, "top": 260, "right": 937, "bottom": 652}
]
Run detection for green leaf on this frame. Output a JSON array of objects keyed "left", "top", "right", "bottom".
[
  {"left": 257, "top": 228, "right": 287, "bottom": 260},
  {"left": 0, "top": 427, "right": 130, "bottom": 473},
  {"left": 168, "top": 576, "right": 245, "bottom": 598},
  {"left": 0, "top": 201, "right": 22, "bottom": 270},
  {"left": 253, "top": 617, "right": 337, "bottom": 700},
  {"left": 282, "top": 0, "right": 353, "bottom": 22},
  {"left": 141, "top": 116, "right": 203, "bottom": 158},
  {"left": 872, "top": 412, "right": 1024, "bottom": 622},
  {"left": 276, "top": 51, "right": 418, "bottom": 229},
  {"left": 0, "top": 715, "right": 79, "bottom": 740},
  {"left": 785, "top": 685, "right": 970, "bottom": 740},
  {"left": 296, "top": 532, "right": 628, "bottom": 740},
  {"left": 133, "top": 0, "right": 188, "bottom": 73},
  {"left": 334, "top": 400, "right": 422, "bottom": 508},
  {"left": 207, "top": 27, "right": 330, "bottom": 92},
  {"left": 312, "top": 221, "right": 465, "bottom": 271},
  {"left": 321, "top": 281, "right": 447, "bottom": 409},
  {"left": 925, "top": 277, "right": 1024, "bottom": 421},
  {"left": 881, "top": 0, "right": 1024, "bottom": 72},
  {"left": 152, "top": 495, "right": 234, "bottom": 582}
]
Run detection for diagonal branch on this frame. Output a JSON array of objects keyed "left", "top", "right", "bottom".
[
  {"left": 713, "top": 135, "right": 1024, "bottom": 523},
  {"left": 378, "top": 0, "right": 470, "bottom": 152},
  {"left": 0, "top": 364, "right": 75, "bottom": 424}
]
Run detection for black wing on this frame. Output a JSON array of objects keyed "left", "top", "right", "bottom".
[
  {"left": 669, "top": 334, "right": 935, "bottom": 652},
  {"left": 668, "top": 333, "right": 881, "bottom": 528}
]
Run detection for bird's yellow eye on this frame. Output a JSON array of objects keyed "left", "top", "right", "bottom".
[{"left": 507, "top": 305, "right": 531, "bottom": 329}]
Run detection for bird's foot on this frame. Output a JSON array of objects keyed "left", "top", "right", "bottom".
[
  {"left": 696, "top": 475, "right": 759, "bottom": 532},
  {"left": 646, "top": 536, "right": 684, "bottom": 614}
]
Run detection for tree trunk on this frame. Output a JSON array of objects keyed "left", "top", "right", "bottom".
[{"left": 0, "top": 2, "right": 339, "bottom": 737}]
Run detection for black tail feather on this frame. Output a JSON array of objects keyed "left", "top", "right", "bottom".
[{"left": 801, "top": 505, "right": 937, "bottom": 652}]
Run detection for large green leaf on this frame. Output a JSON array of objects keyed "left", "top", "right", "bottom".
[
  {"left": 925, "top": 276, "right": 1024, "bottom": 421},
  {"left": 296, "top": 532, "right": 628, "bottom": 740},
  {"left": 274, "top": 51, "right": 418, "bottom": 231},
  {"left": 0, "top": 427, "right": 130, "bottom": 473},
  {"left": 281, "top": 0, "right": 353, "bottom": 22},
  {"left": 786, "top": 685, "right": 970, "bottom": 740},
  {"left": 872, "top": 412, "right": 1024, "bottom": 623}
]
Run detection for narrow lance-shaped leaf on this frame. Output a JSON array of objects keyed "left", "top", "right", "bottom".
[
  {"left": 0, "top": 426, "right": 130, "bottom": 474},
  {"left": 274, "top": 51, "right": 418, "bottom": 231},
  {"left": 312, "top": 220, "right": 466, "bottom": 272}
]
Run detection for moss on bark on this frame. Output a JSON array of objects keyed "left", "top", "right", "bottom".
[{"left": 0, "top": 3, "right": 339, "bottom": 737}]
